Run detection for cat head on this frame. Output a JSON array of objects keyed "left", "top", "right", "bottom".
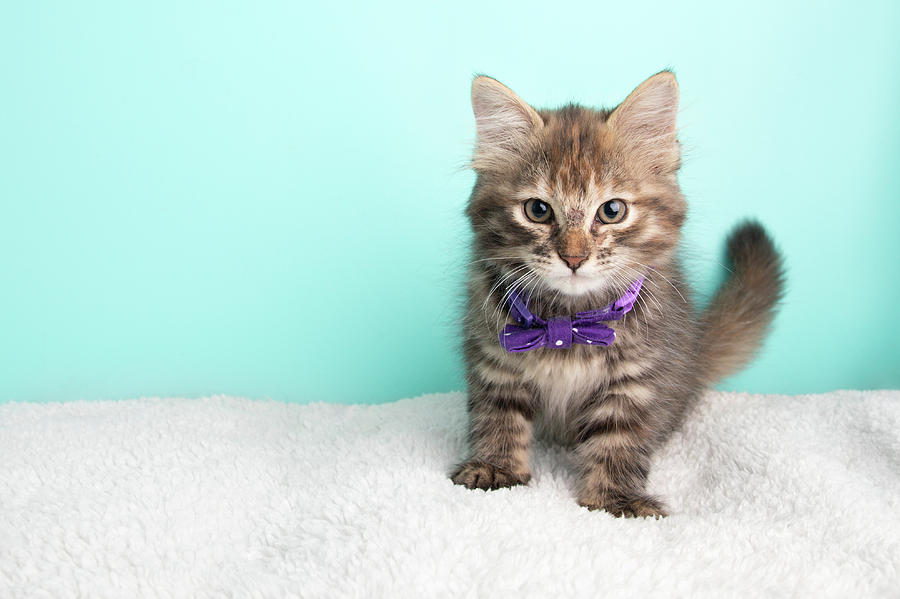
[{"left": 467, "top": 71, "right": 686, "bottom": 299}]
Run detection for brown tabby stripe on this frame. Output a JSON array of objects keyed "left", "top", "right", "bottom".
[
  {"left": 467, "top": 381, "right": 535, "bottom": 421},
  {"left": 576, "top": 446, "right": 652, "bottom": 500},
  {"left": 573, "top": 402, "right": 653, "bottom": 445},
  {"left": 461, "top": 388, "right": 534, "bottom": 477}
]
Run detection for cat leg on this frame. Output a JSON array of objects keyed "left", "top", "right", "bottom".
[
  {"left": 451, "top": 381, "right": 534, "bottom": 490},
  {"left": 573, "top": 389, "right": 668, "bottom": 518}
]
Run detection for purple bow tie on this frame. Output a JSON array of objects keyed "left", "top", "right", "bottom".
[{"left": 499, "top": 276, "right": 645, "bottom": 352}]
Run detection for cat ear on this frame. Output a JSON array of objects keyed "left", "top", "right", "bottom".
[
  {"left": 471, "top": 76, "right": 543, "bottom": 171},
  {"left": 607, "top": 71, "right": 680, "bottom": 173}
]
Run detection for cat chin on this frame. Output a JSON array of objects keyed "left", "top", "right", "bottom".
[{"left": 543, "top": 273, "right": 609, "bottom": 297}]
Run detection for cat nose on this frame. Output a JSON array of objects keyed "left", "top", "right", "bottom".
[{"left": 559, "top": 253, "right": 589, "bottom": 271}]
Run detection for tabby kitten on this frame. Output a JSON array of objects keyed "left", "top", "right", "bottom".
[{"left": 451, "top": 71, "right": 784, "bottom": 517}]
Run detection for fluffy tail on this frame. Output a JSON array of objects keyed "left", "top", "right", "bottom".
[{"left": 698, "top": 221, "right": 785, "bottom": 386}]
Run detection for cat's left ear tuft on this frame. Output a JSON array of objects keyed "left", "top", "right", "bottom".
[
  {"left": 607, "top": 71, "right": 680, "bottom": 173},
  {"left": 470, "top": 76, "right": 543, "bottom": 172}
]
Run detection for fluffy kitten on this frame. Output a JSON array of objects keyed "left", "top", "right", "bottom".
[{"left": 451, "top": 71, "right": 784, "bottom": 517}]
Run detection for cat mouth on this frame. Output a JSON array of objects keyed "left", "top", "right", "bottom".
[
  {"left": 558, "top": 271, "right": 587, "bottom": 281},
  {"left": 544, "top": 271, "right": 602, "bottom": 296}
]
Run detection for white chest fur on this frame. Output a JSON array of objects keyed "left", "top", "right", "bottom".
[{"left": 519, "top": 351, "right": 610, "bottom": 440}]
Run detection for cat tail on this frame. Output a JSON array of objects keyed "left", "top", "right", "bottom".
[{"left": 698, "top": 220, "right": 785, "bottom": 386}]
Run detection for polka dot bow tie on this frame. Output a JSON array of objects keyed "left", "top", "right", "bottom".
[{"left": 499, "top": 276, "right": 645, "bottom": 353}]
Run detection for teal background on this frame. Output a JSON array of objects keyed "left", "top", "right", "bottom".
[{"left": 2, "top": 1, "right": 899, "bottom": 404}]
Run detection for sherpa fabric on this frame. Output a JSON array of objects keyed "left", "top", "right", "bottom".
[{"left": 1, "top": 390, "right": 898, "bottom": 598}]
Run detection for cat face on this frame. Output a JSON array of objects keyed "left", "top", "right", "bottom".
[{"left": 468, "top": 72, "right": 687, "bottom": 299}]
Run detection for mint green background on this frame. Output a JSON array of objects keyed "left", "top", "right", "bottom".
[{"left": 2, "top": 1, "right": 899, "bottom": 404}]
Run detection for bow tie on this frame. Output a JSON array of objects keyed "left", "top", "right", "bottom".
[{"left": 499, "top": 276, "right": 645, "bottom": 352}]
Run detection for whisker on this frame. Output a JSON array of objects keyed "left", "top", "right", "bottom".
[
  {"left": 481, "top": 264, "right": 530, "bottom": 314},
  {"left": 467, "top": 255, "right": 526, "bottom": 265},
  {"left": 615, "top": 263, "right": 665, "bottom": 316},
  {"left": 493, "top": 271, "right": 538, "bottom": 335},
  {"left": 481, "top": 266, "right": 532, "bottom": 329},
  {"left": 627, "top": 259, "right": 687, "bottom": 304}
]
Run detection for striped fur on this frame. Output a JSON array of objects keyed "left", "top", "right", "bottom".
[{"left": 451, "top": 72, "right": 785, "bottom": 518}]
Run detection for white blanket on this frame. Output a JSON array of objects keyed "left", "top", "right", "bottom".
[{"left": 1, "top": 390, "right": 898, "bottom": 598}]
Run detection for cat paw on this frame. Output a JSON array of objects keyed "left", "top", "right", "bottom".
[
  {"left": 579, "top": 494, "right": 668, "bottom": 519},
  {"left": 450, "top": 461, "right": 531, "bottom": 490}
]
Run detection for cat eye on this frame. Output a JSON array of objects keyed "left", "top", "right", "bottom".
[
  {"left": 596, "top": 199, "right": 627, "bottom": 224},
  {"left": 524, "top": 199, "right": 553, "bottom": 223}
]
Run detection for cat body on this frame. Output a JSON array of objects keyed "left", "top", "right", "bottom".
[
  {"left": 451, "top": 72, "right": 784, "bottom": 517},
  {"left": 474, "top": 263, "right": 698, "bottom": 447}
]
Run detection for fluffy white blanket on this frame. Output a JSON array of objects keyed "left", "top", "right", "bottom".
[{"left": 1, "top": 390, "right": 898, "bottom": 598}]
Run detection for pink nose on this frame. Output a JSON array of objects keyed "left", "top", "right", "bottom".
[{"left": 559, "top": 253, "right": 589, "bottom": 271}]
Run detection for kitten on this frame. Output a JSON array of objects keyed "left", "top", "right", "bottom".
[{"left": 451, "top": 71, "right": 784, "bottom": 518}]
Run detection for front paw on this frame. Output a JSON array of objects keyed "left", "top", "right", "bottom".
[
  {"left": 579, "top": 493, "right": 668, "bottom": 519},
  {"left": 450, "top": 460, "right": 531, "bottom": 490}
]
